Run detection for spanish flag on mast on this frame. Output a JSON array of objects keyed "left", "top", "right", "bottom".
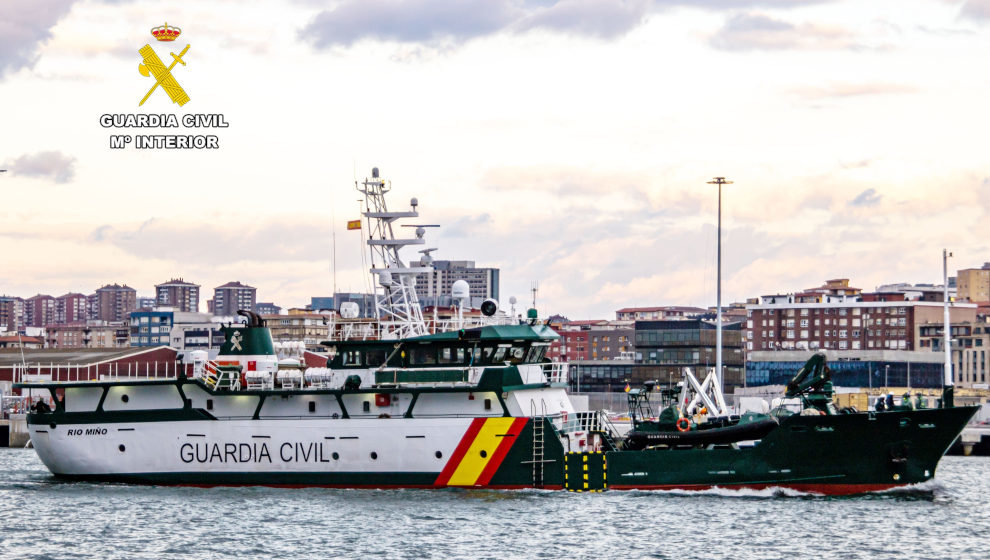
[{"left": 347, "top": 220, "right": 362, "bottom": 230}]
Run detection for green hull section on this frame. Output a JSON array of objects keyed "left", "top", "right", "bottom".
[{"left": 605, "top": 406, "right": 977, "bottom": 494}]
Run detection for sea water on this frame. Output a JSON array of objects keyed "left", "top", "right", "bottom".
[{"left": 0, "top": 449, "right": 987, "bottom": 560}]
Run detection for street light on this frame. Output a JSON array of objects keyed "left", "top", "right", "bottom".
[
  {"left": 885, "top": 364, "right": 890, "bottom": 388},
  {"left": 707, "top": 176, "right": 732, "bottom": 398}
]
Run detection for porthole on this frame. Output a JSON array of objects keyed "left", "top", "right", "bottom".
[
  {"left": 480, "top": 450, "right": 487, "bottom": 458},
  {"left": 332, "top": 452, "right": 339, "bottom": 460},
  {"left": 118, "top": 444, "right": 126, "bottom": 452},
  {"left": 435, "top": 451, "right": 443, "bottom": 459},
  {"left": 121, "top": 394, "right": 129, "bottom": 403},
  {"left": 49, "top": 423, "right": 56, "bottom": 429},
  {"left": 370, "top": 451, "right": 378, "bottom": 460}
]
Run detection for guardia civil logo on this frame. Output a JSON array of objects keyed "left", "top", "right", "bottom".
[
  {"left": 138, "top": 22, "right": 190, "bottom": 106},
  {"left": 99, "top": 22, "right": 228, "bottom": 150}
]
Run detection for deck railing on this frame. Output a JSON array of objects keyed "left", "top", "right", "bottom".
[
  {"left": 543, "top": 362, "right": 568, "bottom": 384},
  {"left": 10, "top": 361, "right": 185, "bottom": 385}
]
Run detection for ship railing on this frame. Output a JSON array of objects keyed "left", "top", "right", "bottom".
[
  {"left": 325, "top": 315, "right": 521, "bottom": 342},
  {"left": 558, "top": 410, "right": 621, "bottom": 438},
  {"left": 542, "top": 362, "right": 568, "bottom": 384},
  {"left": 9, "top": 361, "right": 185, "bottom": 384}
]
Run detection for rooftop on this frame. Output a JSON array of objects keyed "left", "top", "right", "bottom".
[
  {"left": 615, "top": 306, "right": 706, "bottom": 314},
  {"left": 0, "top": 346, "right": 173, "bottom": 367},
  {"left": 216, "top": 281, "right": 255, "bottom": 289},
  {"left": 157, "top": 278, "right": 200, "bottom": 287},
  {"left": 0, "top": 336, "right": 43, "bottom": 344}
]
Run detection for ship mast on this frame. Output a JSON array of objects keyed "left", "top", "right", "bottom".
[{"left": 356, "top": 168, "right": 432, "bottom": 339}]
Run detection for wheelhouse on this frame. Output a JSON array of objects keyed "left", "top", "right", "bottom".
[{"left": 323, "top": 324, "right": 558, "bottom": 370}]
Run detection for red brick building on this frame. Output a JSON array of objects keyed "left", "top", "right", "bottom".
[
  {"left": 55, "top": 293, "right": 88, "bottom": 324},
  {"left": 746, "top": 295, "right": 976, "bottom": 352},
  {"left": 24, "top": 294, "right": 55, "bottom": 327}
]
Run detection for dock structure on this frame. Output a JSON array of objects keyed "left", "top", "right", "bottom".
[{"left": 0, "top": 415, "right": 29, "bottom": 447}]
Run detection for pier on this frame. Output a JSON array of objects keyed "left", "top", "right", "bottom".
[{"left": 0, "top": 414, "right": 29, "bottom": 448}]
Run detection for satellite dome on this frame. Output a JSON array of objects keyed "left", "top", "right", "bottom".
[{"left": 451, "top": 280, "right": 470, "bottom": 300}]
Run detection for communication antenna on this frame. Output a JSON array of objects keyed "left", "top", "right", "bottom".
[
  {"left": 331, "top": 207, "right": 337, "bottom": 298},
  {"left": 530, "top": 281, "right": 539, "bottom": 309},
  {"left": 356, "top": 167, "right": 433, "bottom": 339}
]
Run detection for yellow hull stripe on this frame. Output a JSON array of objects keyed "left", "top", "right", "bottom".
[{"left": 447, "top": 418, "right": 518, "bottom": 486}]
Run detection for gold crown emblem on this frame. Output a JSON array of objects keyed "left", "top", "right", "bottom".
[{"left": 151, "top": 22, "right": 181, "bottom": 42}]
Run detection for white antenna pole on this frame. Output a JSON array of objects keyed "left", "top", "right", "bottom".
[
  {"left": 331, "top": 207, "right": 337, "bottom": 299},
  {"left": 943, "top": 249, "right": 952, "bottom": 387}
]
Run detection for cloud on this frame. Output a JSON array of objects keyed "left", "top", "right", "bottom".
[
  {"left": 4, "top": 151, "right": 77, "bottom": 183},
  {"left": 87, "top": 219, "right": 334, "bottom": 265},
  {"left": 959, "top": 0, "right": 990, "bottom": 21},
  {"left": 709, "top": 12, "right": 858, "bottom": 51},
  {"left": 298, "top": 0, "right": 848, "bottom": 50},
  {"left": 0, "top": 0, "right": 75, "bottom": 77},
  {"left": 848, "top": 188, "right": 882, "bottom": 207},
  {"left": 517, "top": 0, "right": 651, "bottom": 39},
  {"left": 300, "top": 0, "right": 520, "bottom": 48}
]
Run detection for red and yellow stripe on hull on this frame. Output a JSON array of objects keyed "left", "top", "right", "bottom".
[{"left": 435, "top": 417, "right": 529, "bottom": 487}]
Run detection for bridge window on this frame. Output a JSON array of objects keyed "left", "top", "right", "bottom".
[
  {"left": 342, "top": 351, "right": 362, "bottom": 366},
  {"left": 364, "top": 349, "right": 387, "bottom": 367},
  {"left": 410, "top": 346, "right": 437, "bottom": 365},
  {"left": 492, "top": 347, "right": 508, "bottom": 363},
  {"left": 526, "top": 345, "right": 548, "bottom": 363},
  {"left": 508, "top": 346, "right": 526, "bottom": 364},
  {"left": 438, "top": 347, "right": 459, "bottom": 365}
]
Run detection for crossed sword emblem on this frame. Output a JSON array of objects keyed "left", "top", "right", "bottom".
[{"left": 138, "top": 43, "right": 190, "bottom": 106}]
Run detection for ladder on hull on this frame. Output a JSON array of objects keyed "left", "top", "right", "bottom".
[{"left": 531, "top": 400, "right": 545, "bottom": 488}]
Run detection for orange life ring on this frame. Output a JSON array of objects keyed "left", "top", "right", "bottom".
[{"left": 676, "top": 418, "right": 691, "bottom": 432}]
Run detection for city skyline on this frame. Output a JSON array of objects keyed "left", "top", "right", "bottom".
[{"left": 1, "top": 1, "right": 989, "bottom": 319}]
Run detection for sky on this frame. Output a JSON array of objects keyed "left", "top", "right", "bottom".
[{"left": 1, "top": 0, "right": 989, "bottom": 319}]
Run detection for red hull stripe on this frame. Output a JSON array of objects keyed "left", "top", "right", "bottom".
[
  {"left": 475, "top": 417, "right": 529, "bottom": 486},
  {"left": 433, "top": 418, "right": 486, "bottom": 487},
  {"left": 608, "top": 482, "right": 901, "bottom": 496},
  {"left": 174, "top": 483, "right": 564, "bottom": 490}
]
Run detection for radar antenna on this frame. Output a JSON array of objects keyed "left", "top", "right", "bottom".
[{"left": 356, "top": 168, "right": 434, "bottom": 339}]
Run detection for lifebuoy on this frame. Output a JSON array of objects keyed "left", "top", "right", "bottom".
[{"left": 676, "top": 418, "right": 691, "bottom": 432}]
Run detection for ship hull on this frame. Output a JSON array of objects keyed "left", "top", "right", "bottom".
[
  {"left": 605, "top": 406, "right": 977, "bottom": 495},
  {"left": 26, "top": 415, "right": 558, "bottom": 489},
  {"left": 25, "top": 403, "right": 976, "bottom": 495}
]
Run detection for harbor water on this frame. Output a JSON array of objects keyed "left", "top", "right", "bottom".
[{"left": 1, "top": 449, "right": 987, "bottom": 560}]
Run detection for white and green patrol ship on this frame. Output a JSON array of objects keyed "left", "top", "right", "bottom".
[
  {"left": 17, "top": 168, "right": 598, "bottom": 489},
  {"left": 15, "top": 168, "right": 976, "bottom": 494},
  {"left": 21, "top": 312, "right": 587, "bottom": 488}
]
